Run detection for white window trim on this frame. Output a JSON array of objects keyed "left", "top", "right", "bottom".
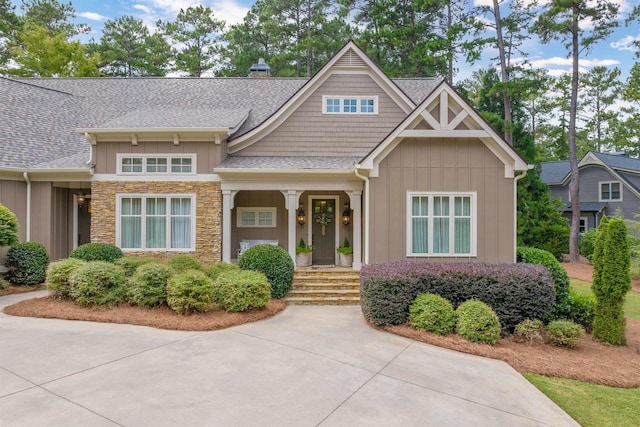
[
  {"left": 117, "top": 154, "right": 197, "bottom": 175},
  {"left": 579, "top": 216, "right": 588, "bottom": 233},
  {"left": 406, "top": 191, "right": 477, "bottom": 257},
  {"left": 322, "top": 95, "right": 379, "bottom": 115},
  {"left": 236, "top": 207, "right": 277, "bottom": 228},
  {"left": 598, "top": 181, "right": 622, "bottom": 202},
  {"left": 115, "top": 193, "right": 196, "bottom": 251}
]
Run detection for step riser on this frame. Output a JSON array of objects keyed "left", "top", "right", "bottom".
[
  {"left": 288, "top": 293, "right": 360, "bottom": 299},
  {"left": 292, "top": 285, "right": 359, "bottom": 291},
  {"left": 287, "top": 300, "right": 360, "bottom": 306},
  {"left": 289, "top": 272, "right": 361, "bottom": 305}
]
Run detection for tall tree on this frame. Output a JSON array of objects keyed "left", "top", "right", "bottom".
[
  {"left": 8, "top": 22, "right": 99, "bottom": 76},
  {"left": 93, "top": 16, "right": 170, "bottom": 77},
  {"left": 609, "top": 63, "right": 640, "bottom": 157},
  {"left": 0, "top": 0, "right": 20, "bottom": 70},
  {"left": 21, "top": 0, "right": 88, "bottom": 36},
  {"left": 580, "top": 66, "right": 621, "bottom": 152},
  {"left": 534, "top": 0, "right": 619, "bottom": 263},
  {"left": 157, "top": 6, "right": 225, "bottom": 77}
]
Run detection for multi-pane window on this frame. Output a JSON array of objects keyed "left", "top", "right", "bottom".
[
  {"left": 579, "top": 217, "right": 588, "bottom": 233},
  {"left": 237, "top": 208, "right": 276, "bottom": 228},
  {"left": 118, "top": 155, "right": 195, "bottom": 175},
  {"left": 407, "top": 192, "right": 476, "bottom": 256},
  {"left": 323, "top": 96, "right": 378, "bottom": 114},
  {"left": 600, "top": 181, "right": 621, "bottom": 201},
  {"left": 118, "top": 195, "right": 194, "bottom": 250}
]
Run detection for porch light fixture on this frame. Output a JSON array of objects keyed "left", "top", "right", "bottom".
[
  {"left": 297, "top": 204, "right": 306, "bottom": 225},
  {"left": 342, "top": 204, "right": 351, "bottom": 226},
  {"left": 77, "top": 193, "right": 86, "bottom": 207}
]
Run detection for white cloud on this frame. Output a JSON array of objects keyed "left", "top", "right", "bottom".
[
  {"left": 130, "top": 1, "right": 248, "bottom": 30},
  {"left": 211, "top": 1, "right": 249, "bottom": 26},
  {"left": 473, "top": 0, "right": 492, "bottom": 7},
  {"left": 611, "top": 35, "right": 639, "bottom": 51},
  {"left": 529, "top": 57, "right": 620, "bottom": 68},
  {"left": 78, "top": 12, "right": 107, "bottom": 21},
  {"left": 133, "top": 5, "right": 152, "bottom": 14}
]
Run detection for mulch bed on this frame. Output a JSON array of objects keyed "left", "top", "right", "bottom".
[{"left": 3, "top": 296, "right": 287, "bottom": 331}]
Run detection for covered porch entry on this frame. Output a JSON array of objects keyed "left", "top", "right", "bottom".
[{"left": 220, "top": 179, "right": 364, "bottom": 270}]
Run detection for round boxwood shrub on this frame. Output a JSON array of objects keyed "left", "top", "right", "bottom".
[
  {"left": 167, "top": 255, "right": 202, "bottom": 273},
  {"left": 214, "top": 270, "right": 271, "bottom": 312},
  {"left": 69, "top": 261, "right": 127, "bottom": 306},
  {"left": 0, "top": 202, "right": 19, "bottom": 247},
  {"left": 46, "top": 258, "right": 86, "bottom": 297},
  {"left": 238, "top": 244, "right": 294, "bottom": 299},
  {"left": 6, "top": 242, "right": 49, "bottom": 285},
  {"left": 456, "top": 300, "right": 502, "bottom": 345},
  {"left": 69, "top": 243, "right": 123, "bottom": 263},
  {"left": 167, "top": 270, "right": 215, "bottom": 315},
  {"left": 204, "top": 262, "right": 239, "bottom": 281},
  {"left": 408, "top": 293, "right": 457, "bottom": 335},
  {"left": 513, "top": 319, "right": 545, "bottom": 345},
  {"left": 114, "top": 256, "right": 154, "bottom": 276},
  {"left": 545, "top": 320, "right": 585, "bottom": 348},
  {"left": 128, "top": 263, "right": 173, "bottom": 308}
]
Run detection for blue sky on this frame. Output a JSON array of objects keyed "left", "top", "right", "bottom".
[{"left": 9, "top": 0, "right": 640, "bottom": 83}]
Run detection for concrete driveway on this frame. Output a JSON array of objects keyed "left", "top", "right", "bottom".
[{"left": 0, "top": 292, "right": 578, "bottom": 427}]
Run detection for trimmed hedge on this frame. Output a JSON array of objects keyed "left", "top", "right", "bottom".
[
  {"left": 456, "top": 300, "right": 501, "bottom": 345},
  {"left": 46, "top": 258, "right": 86, "bottom": 297},
  {"left": 70, "top": 243, "right": 123, "bottom": 263},
  {"left": 204, "top": 262, "right": 239, "bottom": 281},
  {"left": 69, "top": 261, "right": 127, "bottom": 306},
  {"left": 567, "top": 289, "right": 596, "bottom": 331},
  {"left": 516, "top": 246, "right": 570, "bottom": 320},
  {"left": 408, "top": 293, "right": 456, "bottom": 335},
  {"left": 238, "top": 244, "right": 294, "bottom": 299},
  {"left": 360, "top": 261, "right": 555, "bottom": 333},
  {"left": 114, "top": 256, "right": 154, "bottom": 276},
  {"left": 214, "top": 270, "right": 271, "bottom": 312},
  {"left": 6, "top": 242, "right": 49, "bottom": 285},
  {"left": 166, "top": 270, "right": 214, "bottom": 315},
  {"left": 128, "top": 263, "right": 173, "bottom": 308},
  {"left": 545, "top": 320, "right": 585, "bottom": 348},
  {"left": 167, "top": 255, "right": 202, "bottom": 273}
]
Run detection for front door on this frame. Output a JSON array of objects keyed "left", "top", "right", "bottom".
[{"left": 311, "top": 199, "right": 335, "bottom": 265}]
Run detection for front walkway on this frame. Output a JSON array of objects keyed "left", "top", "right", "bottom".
[{"left": 0, "top": 292, "right": 577, "bottom": 426}]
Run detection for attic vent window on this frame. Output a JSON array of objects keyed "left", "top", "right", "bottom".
[{"left": 323, "top": 96, "right": 378, "bottom": 115}]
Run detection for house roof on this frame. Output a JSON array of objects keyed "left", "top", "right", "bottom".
[
  {"left": 215, "top": 156, "right": 361, "bottom": 172},
  {"left": 563, "top": 202, "right": 606, "bottom": 213},
  {"left": 539, "top": 160, "right": 570, "bottom": 184},
  {"left": 540, "top": 152, "right": 640, "bottom": 186},
  {"left": 1, "top": 70, "right": 436, "bottom": 171}
]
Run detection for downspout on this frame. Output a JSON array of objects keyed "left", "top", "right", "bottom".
[
  {"left": 354, "top": 165, "right": 369, "bottom": 265},
  {"left": 23, "top": 172, "right": 31, "bottom": 241},
  {"left": 513, "top": 170, "right": 528, "bottom": 262}
]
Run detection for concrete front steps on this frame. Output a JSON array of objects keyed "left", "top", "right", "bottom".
[{"left": 287, "top": 270, "right": 361, "bottom": 305}]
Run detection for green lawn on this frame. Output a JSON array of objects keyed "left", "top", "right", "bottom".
[
  {"left": 570, "top": 279, "right": 640, "bottom": 321},
  {"left": 524, "top": 373, "right": 640, "bottom": 427}
]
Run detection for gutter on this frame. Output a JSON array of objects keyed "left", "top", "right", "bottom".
[
  {"left": 22, "top": 172, "right": 31, "bottom": 241},
  {"left": 354, "top": 165, "right": 369, "bottom": 265},
  {"left": 513, "top": 170, "right": 528, "bottom": 262}
]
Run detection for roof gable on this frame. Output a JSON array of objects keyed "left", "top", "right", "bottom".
[
  {"left": 227, "top": 40, "right": 421, "bottom": 154},
  {"left": 359, "top": 81, "right": 529, "bottom": 178}
]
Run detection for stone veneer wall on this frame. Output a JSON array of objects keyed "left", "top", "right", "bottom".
[{"left": 91, "top": 181, "right": 222, "bottom": 264}]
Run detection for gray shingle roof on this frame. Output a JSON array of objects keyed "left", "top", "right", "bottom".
[
  {"left": 1, "top": 76, "right": 440, "bottom": 170},
  {"left": 540, "top": 160, "right": 570, "bottom": 184},
  {"left": 216, "top": 156, "right": 361, "bottom": 170},
  {"left": 540, "top": 152, "right": 640, "bottom": 186},
  {"left": 592, "top": 151, "right": 640, "bottom": 172},
  {"left": 563, "top": 202, "right": 606, "bottom": 213}
]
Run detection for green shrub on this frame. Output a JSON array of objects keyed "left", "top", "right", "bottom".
[
  {"left": 128, "top": 263, "right": 173, "bottom": 308},
  {"left": 214, "top": 270, "right": 271, "bottom": 312},
  {"left": 579, "top": 229, "right": 597, "bottom": 259},
  {"left": 69, "top": 243, "right": 123, "bottom": 263},
  {"left": 69, "top": 261, "right": 127, "bottom": 306},
  {"left": 239, "top": 244, "right": 294, "bottom": 299},
  {"left": 114, "top": 256, "right": 154, "bottom": 276},
  {"left": 46, "top": 258, "right": 86, "bottom": 297},
  {"left": 296, "top": 238, "right": 312, "bottom": 254},
  {"left": 456, "top": 300, "right": 502, "bottom": 345},
  {"left": 166, "top": 270, "right": 215, "bottom": 315},
  {"left": 517, "top": 246, "right": 570, "bottom": 320},
  {"left": 545, "top": 320, "right": 585, "bottom": 348},
  {"left": 513, "top": 319, "right": 545, "bottom": 345},
  {"left": 167, "top": 255, "right": 202, "bottom": 273},
  {"left": 204, "top": 262, "right": 239, "bottom": 281},
  {"left": 0, "top": 203, "right": 19, "bottom": 247},
  {"left": 0, "top": 277, "right": 10, "bottom": 290},
  {"left": 6, "top": 242, "right": 49, "bottom": 285},
  {"left": 408, "top": 293, "right": 457, "bottom": 335},
  {"left": 567, "top": 289, "right": 596, "bottom": 331}
]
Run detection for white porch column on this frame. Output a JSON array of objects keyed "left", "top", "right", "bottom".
[
  {"left": 222, "top": 190, "right": 235, "bottom": 263},
  {"left": 348, "top": 190, "right": 363, "bottom": 271},
  {"left": 287, "top": 190, "right": 298, "bottom": 266}
]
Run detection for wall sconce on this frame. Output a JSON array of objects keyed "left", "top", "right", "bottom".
[
  {"left": 77, "top": 193, "right": 86, "bottom": 207},
  {"left": 297, "top": 204, "right": 306, "bottom": 225},
  {"left": 342, "top": 204, "right": 351, "bottom": 226}
]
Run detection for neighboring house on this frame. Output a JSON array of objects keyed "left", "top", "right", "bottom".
[
  {"left": 0, "top": 41, "right": 529, "bottom": 270},
  {"left": 540, "top": 151, "right": 640, "bottom": 232}
]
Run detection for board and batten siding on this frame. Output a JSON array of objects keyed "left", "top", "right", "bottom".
[
  {"left": 368, "top": 138, "right": 515, "bottom": 264},
  {"left": 0, "top": 179, "right": 28, "bottom": 242},
  {"left": 239, "top": 74, "right": 407, "bottom": 158},
  {"left": 94, "top": 141, "right": 223, "bottom": 174}
]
